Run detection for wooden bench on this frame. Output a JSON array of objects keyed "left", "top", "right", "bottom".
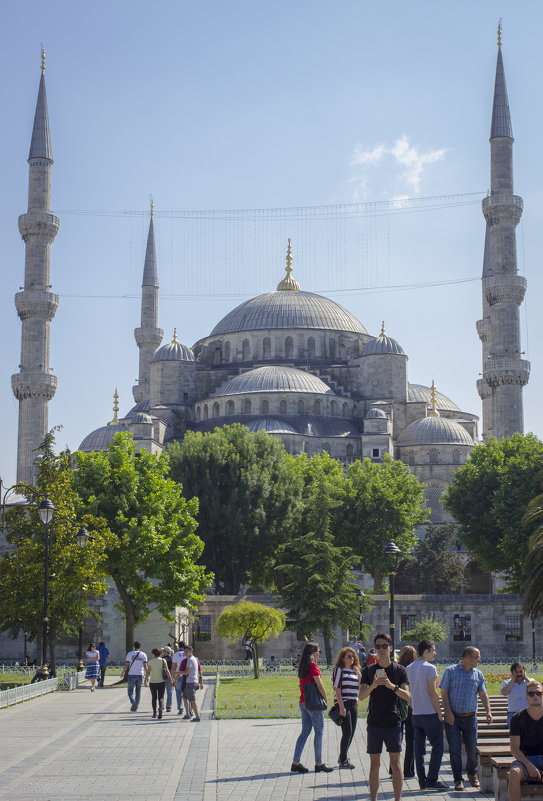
[
  {"left": 491, "top": 756, "right": 543, "bottom": 801},
  {"left": 477, "top": 746, "right": 512, "bottom": 794}
]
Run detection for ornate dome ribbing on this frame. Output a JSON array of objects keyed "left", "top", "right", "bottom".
[
  {"left": 79, "top": 423, "right": 128, "bottom": 452},
  {"left": 408, "top": 383, "right": 460, "bottom": 412},
  {"left": 213, "top": 366, "right": 335, "bottom": 396},
  {"left": 362, "top": 329, "right": 405, "bottom": 356},
  {"left": 248, "top": 418, "right": 298, "bottom": 434},
  {"left": 152, "top": 339, "right": 195, "bottom": 362},
  {"left": 366, "top": 407, "right": 387, "bottom": 418},
  {"left": 397, "top": 415, "right": 474, "bottom": 446}
]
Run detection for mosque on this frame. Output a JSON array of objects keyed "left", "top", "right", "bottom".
[{"left": 6, "top": 35, "right": 534, "bottom": 659}]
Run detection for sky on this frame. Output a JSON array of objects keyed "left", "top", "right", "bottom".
[{"left": 1, "top": 0, "right": 542, "bottom": 487}]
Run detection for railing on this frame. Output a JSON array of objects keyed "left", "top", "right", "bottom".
[{"left": 0, "top": 676, "right": 58, "bottom": 709}]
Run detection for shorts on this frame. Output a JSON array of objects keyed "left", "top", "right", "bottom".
[
  {"left": 511, "top": 754, "right": 543, "bottom": 781},
  {"left": 183, "top": 682, "right": 198, "bottom": 702},
  {"left": 366, "top": 725, "right": 402, "bottom": 754}
]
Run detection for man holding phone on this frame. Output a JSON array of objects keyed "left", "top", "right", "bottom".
[{"left": 360, "top": 633, "right": 411, "bottom": 801}]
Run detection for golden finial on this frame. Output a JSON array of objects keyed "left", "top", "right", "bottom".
[
  {"left": 172, "top": 328, "right": 178, "bottom": 343},
  {"left": 41, "top": 46, "right": 46, "bottom": 74},
  {"left": 277, "top": 239, "right": 301, "bottom": 291},
  {"left": 110, "top": 386, "right": 119, "bottom": 425},
  {"left": 381, "top": 321, "right": 386, "bottom": 337},
  {"left": 286, "top": 238, "right": 292, "bottom": 272},
  {"left": 150, "top": 197, "right": 154, "bottom": 218},
  {"left": 497, "top": 19, "right": 502, "bottom": 47},
  {"left": 428, "top": 380, "right": 440, "bottom": 417}
]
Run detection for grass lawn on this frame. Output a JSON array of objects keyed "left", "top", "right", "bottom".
[{"left": 0, "top": 672, "right": 32, "bottom": 691}]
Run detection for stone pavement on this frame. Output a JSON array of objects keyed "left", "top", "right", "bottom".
[{"left": 0, "top": 679, "right": 494, "bottom": 801}]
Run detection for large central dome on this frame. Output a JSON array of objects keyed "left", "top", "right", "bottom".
[{"left": 209, "top": 290, "right": 368, "bottom": 337}]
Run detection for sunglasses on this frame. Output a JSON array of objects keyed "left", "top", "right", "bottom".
[
  {"left": 528, "top": 691, "right": 542, "bottom": 697},
  {"left": 375, "top": 643, "right": 389, "bottom": 650},
  {"left": 345, "top": 653, "right": 355, "bottom": 659}
]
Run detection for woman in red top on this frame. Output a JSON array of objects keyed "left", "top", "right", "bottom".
[
  {"left": 365, "top": 648, "right": 378, "bottom": 666},
  {"left": 291, "top": 643, "right": 334, "bottom": 773}
]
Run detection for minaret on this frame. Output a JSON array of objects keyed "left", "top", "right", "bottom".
[
  {"left": 12, "top": 51, "right": 59, "bottom": 484},
  {"left": 477, "top": 25, "right": 530, "bottom": 439},
  {"left": 133, "top": 201, "right": 163, "bottom": 403}
]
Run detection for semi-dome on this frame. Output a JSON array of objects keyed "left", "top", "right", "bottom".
[
  {"left": 362, "top": 325, "right": 405, "bottom": 356},
  {"left": 79, "top": 423, "right": 128, "bottom": 452},
  {"left": 152, "top": 330, "right": 194, "bottom": 362},
  {"left": 248, "top": 418, "right": 298, "bottom": 434},
  {"left": 132, "top": 412, "right": 152, "bottom": 424},
  {"left": 397, "top": 415, "right": 474, "bottom": 446},
  {"left": 366, "top": 407, "right": 387, "bottom": 418},
  {"left": 408, "top": 383, "right": 460, "bottom": 412},
  {"left": 213, "top": 365, "right": 335, "bottom": 397},
  {"left": 209, "top": 291, "right": 368, "bottom": 336}
]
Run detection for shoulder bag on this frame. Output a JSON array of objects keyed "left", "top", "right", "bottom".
[{"left": 304, "top": 673, "right": 327, "bottom": 711}]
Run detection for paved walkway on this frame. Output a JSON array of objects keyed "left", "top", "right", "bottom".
[{"left": 0, "top": 679, "right": 493, "bottom": 801}]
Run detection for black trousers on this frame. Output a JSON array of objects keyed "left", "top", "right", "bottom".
[
  {"left": 403, "top": 708, "right": 414, "bottom": 775},
  {"left": 99, "top": 664, "right": 107, "bottom": 687},
  {"left": 339, "top": 699, "right": 358, "bottom": 762},
  {"left": 150, "top": 681, "right": 166, "bottom": 713}
]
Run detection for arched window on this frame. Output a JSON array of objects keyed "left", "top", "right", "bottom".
[
  {"left": 342, "top": 402, "right": 348, "bottom": 418},
  {"left": 314, "top": 399, "right": 322, "bottom": 415},
  {"left": 263, "top": 337, "right": 271, "bottom": 359},
  {"left": 280, "top": 399, "right": 287, "bottom": 415},
  {"left": 224, "top": 342, "right": 231, "bottom": 362},
  {"left": 242, "top": 339, "right": 251, "bottom": 360},
  {"left": 339, "top": 342, "right": 346, "bottom": 360},
  {"left": 330, "top": 400, "right": 337, "bottom": 416},
  {"left": 196, "top": 406, "right": 201, "bottom": 421},
  {"left": 346, "top": 444, "right": 354, "bottom": 462},
  {"left": 213, "top": 402, "right": 220, "bottom": 418},
  {"left": 307, "top": 337, "right": 315, "bottom": 358},
  {"left": 213, "top": 347, "right": 221, "bottom": 365},
  {"left": 226, "top": 400, "right": 235, "bottom": 416},
  {"left": 405, "top": 450, "right": 415, "bottom": 466},
  {"left": 204, "top": 404, "right": 209, "bottom": 420},
  {"left": 352, "top": 404, "right": 357, "bottom": 416},
  {"left": 452, "top": 448, "right": 461, "bottom": 465},
  {"left": 242, "top": 398, "right": 251, "bottom": 415},
  {"left": 297, "top": 399, "right": 305, "bottom": 415},
  {"left": 183, "top": 392, "right": 189, "bottom": 402},
  {"left": 428, "top": 448, "right": 438, "bottom": 465},
  {"left": 329, "top": 338, "right": 336, "bottom": 359},
  {"left": 285, "top": 336, "right": 294, "bottom": 358},
  {"left": 261, "top": 399, "right": 269, "bottom": 414}
]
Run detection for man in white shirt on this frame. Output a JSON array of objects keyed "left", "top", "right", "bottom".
[
  {"left": 501, "top": 662, "right": 533, "bottom": 726},
  {"left": 123, "top": 640, "right": 149, "bottom": 711},
  {"left": 182, "top": 646, "right": 201, "bottom": 722},
  {"left": 171, "top": 642, "right": 187, "bottom": 715},
  {"left": 405, "top": 639, "right": 447, "bottom": 791}
]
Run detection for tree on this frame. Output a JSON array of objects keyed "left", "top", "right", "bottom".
[
  {"left": 395, "top": 524, "right": 467, "bottom": 594},
  {"left": 521, "top": 479, "right": 543, "bottom": 619},
  {"left": 401, "top": 615, "right": 448, "bottom": 643},
  {"left": 167, "top": 424, "right": 303, "bottom": 594},
  {"left": 275, "top": 471, "right": 372, "bottom": 664},
  {"left": 443, "top": 433, "right": 543, "bottom": 590},
  {"left": 338, "top": 455, "right": 429, "bottom": 589},
  {"left": 0, "top": 450, "right": 115, "bottom": 669},
  {"left": 73, "top": 432, "right": 212, "bottom": 652},
  {"left": 215, "top": 600, "right": 285, "bottom": 678}
]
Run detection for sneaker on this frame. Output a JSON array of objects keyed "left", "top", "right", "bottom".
[
  {"left": 425, "top": 781, "right": 449, "bottom": 791},
  {"left": 190, "top": 716, "right": 201, "bottom": 722},
  {"left": 315, "top": 763, "right": 333, "bottom": 773},
  {"left": 130, "top": 701, "right": 138, "bottom": 711},
  {"left": 166, "top": 707, "right": 171, "bottom": 711},
  {"left": 454, "top": 780, "right": 464, "bottom": 791},
  {"left": 182, "top": 713, "right": 191, "bottom": 719},
  {"left": 291, "top": 763, "right": 309, "bottom": 773},
  {"left": 152, "top": 712, "right": 157, "bottom": 718},
  {"left": 339, "top": 760, "right": 355, "bottom": 769},
  {"left": 177, "top": 709, "right": 183, "bottom": 715},
  {"left": 158, "top": 709, "right": 162, "bottom": 719},
  {"left": 467, "top": 774, "right": 480, "bottom": 788}
]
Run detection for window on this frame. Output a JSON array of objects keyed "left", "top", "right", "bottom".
[
  {"left": 196, "top": 407, "right": 201, "bottom": 421},
  {"left": 213, "top": 402, "right": 220, "bottom": 418},
  {"left": 329, "top": 338, "right": 336, "bottom": 359},
  {"left": 226, "top": 400, "right": 235, "bottom": 416},
  {"left": 242, "top": 339, "right": 251, "bottom": 360},
  {"left": 346, "top": 444, "right": 354, "bottom": 462},
  {"left": 505, "top": 614, "right": 523, "bottom": 641},
  {"left": 405, "top": 450, "right": 415, "bottom": 466},
  {"left": 425, "top": 484, "right": 443, "bottom": 522},
  {"left": 263, "top": 337, "right": 271, "bottom": 358},
  {"left": 285, "top": 336, "right": 294, "bottom": 358},
  {"left": 224, "top": 342, "right": 231, "bottom": 362},
  {"left": 314, "top": 399, "right": 322, "bottom": 415},
  {"left": 195, "top": 615, "right": 212, "bottom": 642},
  {"left": 343, "top": 402, "right": 348, "bottom": 418},
  {"left": 261, "top": 399, "right": 269, "bottom": 414},
  {"left": 242, "top": 398, "right": 251, "bottom": 415},
  {"left": 330, "top": 400, "right": 337, "bottom": 416},
  {"left": 452, "top": 448, "right": 461, "bottom": 465},
  {"left": 183, "top": 392, "right": 188, "bottom": 402},
  {"left": 401, "top": 614, "right": 417, "bottom": 638},
  {"left": 203, "top": 404, "right": 208, "bottom": 421},
  {"left": 307, "top": 337, "right": 315, "bottom": 358},
  {"left": 280, "top": 399, "right": 287, "bottom": 415},
  {"left": 428, "top": 448, "right": 438, "bottom": 465},
  {"left": 213, "top": 347, "right": 221, "bottom": 365},
  {"left": 372, "top": 448, "right": 380, "bottom": 458},
  {"left": 453, "top": 614, "right": 472, "bottom": 641},
  {"left": 297, "top": 399, "right": 305, "bottom": 415}
]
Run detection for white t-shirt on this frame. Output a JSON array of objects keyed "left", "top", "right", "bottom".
[
  {"left": 185, "top": 655, "right": 199, "bottom": 684},
  {"left": 86, "top": 650, "right": 99, "bottom": 662},
  {"left": 172, "top": 650, "right": 186, "bottom": 674},
  {"left": 124, "top": 650, "right": 148, "bottom": 676},
  {"left": 406, "top": 659, "right": 438, "bottom": 715}
]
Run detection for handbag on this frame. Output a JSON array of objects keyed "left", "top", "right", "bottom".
[
  {"left": 328, "top": 702, "right": 343, "bottom": 725},
  {"left": 304, "top": 676, "right": 327, "bottom": 711}
]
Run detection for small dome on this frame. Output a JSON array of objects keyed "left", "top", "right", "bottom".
[
  {"left": 213, "top": 366, "right": 335, "bottom": 397},
  {"left": 366, "top": 407, "right": 387, "bottom": 419},
  {"left": 362, "top": 332, "right": 405, "bottom": 356},
  {"left": 152, "top": 338, "right": 194, "bottom": 362},
  {"left": 408, "top": 383, "right": 460, "bottom": 412},
  {"left": 248, "top": 418, "right": 297, "bottom": 434},
  {"left": 132, "top": 412, "right": 152, "bottom": 424},
  {"left": 397, "top": 416, "right": 474, "bottom": 447},
  {"left": 79, "top": 423, "right": 128, "bottom": 452}
]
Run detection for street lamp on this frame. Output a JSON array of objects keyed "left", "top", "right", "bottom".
[
  {"left": 38, "top": 497, "right": 55, "bottom": 677},
  {"left": 76, "top": 528, "right": 90, "bottom": 670},
  {"left": 358, "top": 589, "right": 365, "bottom": 640},
  {"left": 382, "top": 541, "right": 401, "bottom": 653}
]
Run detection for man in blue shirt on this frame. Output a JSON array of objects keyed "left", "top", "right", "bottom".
[
  {"left": 440, "top": 646, "right": 492, "bottom": 791},
  {"left": 97, "top": 641, "right": 109, "bottom": 688}
]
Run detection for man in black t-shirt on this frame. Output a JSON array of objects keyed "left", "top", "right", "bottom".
[
  {"left": 360, "top": 633, "right": 410, "bottom": 801},
  {"left": 509, "top": 680, "right": 543, "bottom": 801}
]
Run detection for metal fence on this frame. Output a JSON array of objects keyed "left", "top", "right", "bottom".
[{"left": 0, "top": 670, "right": 86, "bottom": 709}]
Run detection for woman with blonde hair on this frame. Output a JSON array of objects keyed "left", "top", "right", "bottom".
[{"left": 333, "top": 646, "right": 361, "bottom": 769}]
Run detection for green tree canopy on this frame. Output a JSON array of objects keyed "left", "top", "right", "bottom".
[
  {"left": 167, "top": 424, "right": 303, "bottom": 594},
  {"left": 215, "top": 600, "right": 285, "bottom": 678},
  {"left": 401, "top": 615, "right": 448, "bottom": 644},
  {"left": 443, "top": 433, "right": 543, "bottom": 590},
  {"left": 73, "top": 432, "right": 212, "bottom": 651},
  {"left": 521, "top": 478, "right": 543, "bottom": 619},
  {"left": 0, "top": 450, "right": 115, "bottom": 669},
  {"left": 396, "top": 523, "right": 467, "bottom": 594}
]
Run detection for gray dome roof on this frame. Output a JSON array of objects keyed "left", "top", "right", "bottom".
[
  {"left": 366, "top": 407, "right": 387, "bottom": 418},
  {"left": 362, "top": 333, "right": 405, "bottom": 356},
  {"left": 397, "top": 415, "right": 474, "bottom": 446},
  {"left": 132, "top": 412, "right": 152, "bottom": 423},
  {"left": 248, "top": 418, "right": 297, "bottom": 434},
  {"left": 408, "top": 383, "right": 460, "bottom": 412},
  {"left": 214, "top": 366, "right": 335, "bottom": 397},
  {"left": 152, "top": 340, "right": 195, "bottom": 362},
  {"left": 79, "top": 423, "right": 128, "bottom": 452},
  {"left": 209, "top": 290, "right": 368, "bottom": 336}
]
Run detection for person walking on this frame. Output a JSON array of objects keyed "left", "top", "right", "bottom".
[
  {"left": 162, "top": 646, "right": 174, "bottom": 711},
  {"left": 396, "top": 645, "right": 416, "bottom": 780},
  {"left": 501, "top": 662, "right": 533, "bottom": 727},
  {"left": 359, "top": 633, "right": 410, "bottom": 801},
  {"left": 440, "top": 646, "right": 492, "bottom": 791},
  {"left": 97, "top": 641, "right": 109, "bottom": 688},
  {"left": 85, "top": 642, "right": 100, "bottom": 692},
  {"left": 171, "top": 642, "right": 187, "bottom": 715},
  {"left": 180, "top": 645, "right": 201, "bottom": 722},
  {"left": 333, "top": 646, "right": 361, "bottom": 769},
  {"left": 123, "top": 640, "right": 149, "bottom": 712},
  {"left": 405, "top": 639, "right": 447, "bottom": 790},
  {"left": 148, "top": 648, "right": 172, "bottom": 719},
  {"left": 291, "top": 642, "right": 334, "bottom": 774}
]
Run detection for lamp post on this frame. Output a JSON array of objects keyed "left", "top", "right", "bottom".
[
  {"left": 38, "top": 497, "right": 55, "bottom": 677},
  {"left": 76, "top": 528, "right": 90, "bottom": 670},
  {"left": 382, "top": 541, "right": 401, "bottom": 653},
  {"left": 358, "top": 589, "right": 365, "bottom": 640}
]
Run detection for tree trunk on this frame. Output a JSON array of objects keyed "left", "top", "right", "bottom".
[
  {"left": 252, "top": 642, "right": 260, "bottom": 679},
  {"left": 112, "top": 572, "right": 136, "bottom": 654},
  {"left": 323, "top": 634, "right": 332, "bottom": 666},
  {"left": 48, "top": 634, "right": 56, "bottom": 675},
  {"left": 373, "top": 570, "right": 384, "bottom": 592}
]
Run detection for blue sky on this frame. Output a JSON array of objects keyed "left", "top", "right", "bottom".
[{"left": 1, "top": 1, "right": 542, "bottom": 486}]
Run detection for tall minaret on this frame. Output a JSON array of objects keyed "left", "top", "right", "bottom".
[
  {"left": 132, "top": 201, "right": 163, "bottom": 403},
  {"left": 477, "top": 26, "right": 530, "bottom": 440},
  {"left": 12, "top": 51, "right": 59, "bottom": 484}
]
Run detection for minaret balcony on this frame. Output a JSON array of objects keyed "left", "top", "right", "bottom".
[
  {"left": 481, "top": 194, "right": 523, "bottom": 226},
  {"left": 18, "top": 212, "right": 59, "bottom": 242},
  {"left": 15, "top": 289, "right": 59, "bottom": 321},
  {"left": 483, "top": 358, "right": 530, "bottom": 387},
  {"left": 476, "top": 378, "right": 492, "bottom": 400},
  {"left": 11, "top": 371, "right": 57, "bottom": 401},
  {"left": 483, "top": 274, "right": 526, "bottom": 307},
  {"left": 134, "top": 326, "right": 164, "bottom": 350},
  {"left": 476, "top": 318, "right": 489, "bottom": 342}
]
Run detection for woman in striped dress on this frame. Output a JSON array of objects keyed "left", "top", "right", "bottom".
[
  {"left": 333, "top": 646, "right": 361, "bottom": 769},
  {"left": 85, "top": 643, "right": 100, "bottom": 692}
]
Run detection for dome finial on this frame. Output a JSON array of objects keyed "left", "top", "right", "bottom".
[
  {"left": 41, "top": 45, "right": 46, "bottom": 74},
  {"left": 172, "top": 328, "right": 178, "bottom": 343},
  {"left": 277, "top": 239, "right": 301, "bottom": 291},
  {"left": 428, "top": 380, "right": 440, "bottom": 417},
  {"left": 110, "top": 386, "right": 120, "bottom": 425},
  {"left": 381, "top": 321, "right": 386, "bottom": 336},
  {"left": 497, "top": 18, "right": 502, "bottom": 47},
  {"left": 150, "top": 196, "right": 154, "bottom": 218}
]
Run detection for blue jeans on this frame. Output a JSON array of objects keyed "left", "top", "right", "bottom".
[
  {"left": 444, "top": 713, "right": 478, "bottom": 781},
  {"left": 165, "top": 680, "right": 173, "bottom": 708},
  {"left": 412, "top": 713, "right": 444, "bottom": 784},
  {"left": 175, "top": 677, "right": 185, "bottom": 711},
  {"left": 127, "top": 675, "right": 143, "bottom": 708},
  {"left": 293, "top": 703, "right": 324, "bottom": 764}
]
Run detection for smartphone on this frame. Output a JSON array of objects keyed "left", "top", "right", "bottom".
[{"left": 376, "top": 668, "right": 386, "bottom": 679}]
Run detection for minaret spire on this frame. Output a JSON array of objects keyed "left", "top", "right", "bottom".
[
  {"left": 477, "top": 30, "right": 529, "bottom": 439},
  {"left": 12, "top": 57, "right": 59, "bottom": 483},
  {"left": 133, "top": 200, "right": 163, "bottom": 403}
]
